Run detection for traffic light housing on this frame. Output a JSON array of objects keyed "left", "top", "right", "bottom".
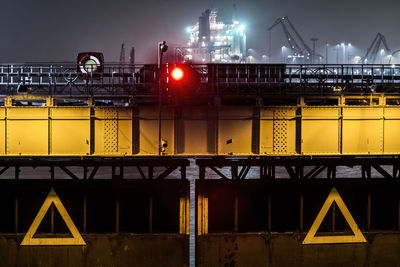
[
  {"left": 77, "top": 52, "right": 104, "bottom": 79},
  {"left": 167, "top": 64, "right": 200, "bottom": 95}
]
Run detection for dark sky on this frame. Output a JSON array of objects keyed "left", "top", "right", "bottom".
[{"left": 0, "top": 0, "right": 399, "bottom": 63}]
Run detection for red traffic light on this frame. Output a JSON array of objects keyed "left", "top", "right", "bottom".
[
  {"left": 167, "top": 64, "right": 199, "bottom": 94},
  {"left": 171, "top": 67, "right": 184, "bottom": 81}
]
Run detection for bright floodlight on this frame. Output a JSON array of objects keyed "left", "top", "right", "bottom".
[{"left": 171, "top": 67, "right": 184, "bottom": 81}]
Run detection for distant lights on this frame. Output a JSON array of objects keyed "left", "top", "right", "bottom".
[{"left": 184, "top": 8, "right": 246, "bottom": 63}]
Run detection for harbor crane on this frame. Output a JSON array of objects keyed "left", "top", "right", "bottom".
[
  {"left": 362, "top": 33, "right": 391, "bottom": 64},
  {"left": 268, "top": 16, "right": 322, "bottom": 63}
]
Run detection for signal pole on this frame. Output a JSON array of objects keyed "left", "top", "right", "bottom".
[{"left": 158, "top": 41, "right": 168, "bottom": 155}]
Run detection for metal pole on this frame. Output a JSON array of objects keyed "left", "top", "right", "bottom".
[
  {"left": 336, "top": 45, "right": 339, "bottom": 64},
  {"left": 268, "top": 30, "right": 271, "bottom": 63},
  {"left": 310, "top": 38, "right": 318, "bottom": 64},
  {"left": 157, "top": 41, "right": 168, "bottom": 156},
  {"left": 325, "top": 43, "right": 328, "bottom": 64},
  {"left": 158, "top": 42, "right": 162, "bottom": 156},
  {"left": 342, "top": 44, "right": 346, "bottom": 64}
]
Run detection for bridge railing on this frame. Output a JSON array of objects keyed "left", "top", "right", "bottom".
[{"left": 0, "top": 63, "right": 399, "bottom": 98}]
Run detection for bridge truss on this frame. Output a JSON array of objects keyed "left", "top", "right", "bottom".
[{"left": 0, "top": 64, "right": 399, "bottom": 103}]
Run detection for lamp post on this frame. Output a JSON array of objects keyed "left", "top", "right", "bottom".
[
  {"left": 310, "top": 38, "right": 318, "bottom": 64},
  {"left": 336, "top": 44, "right": 340, "bottom": 64},
  {"left": 281, "top": 46, "right": 286, "bottom": 63},
  {"left": 158, "top": 41, "right": 168, "bottom": 155},
  {"left": 325, "top": 43, "right": 329, "bottom": 64},
  {"left": 341, "top": 43, "right": 345, "bottom": 64},
  {"left": 262, "top": 55, "right": 267, "bottom": 63},
  {"left": 347, "top": 43, "right": 352, "bottom": 64}
]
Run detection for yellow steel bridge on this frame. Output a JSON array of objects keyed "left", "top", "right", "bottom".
[{"left": 2, "top": 94, "right": 400, "bottom": 156}]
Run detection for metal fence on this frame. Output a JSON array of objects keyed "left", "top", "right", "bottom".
[{"left": 0, "top": 63, "right": 400, "bottom": 98}]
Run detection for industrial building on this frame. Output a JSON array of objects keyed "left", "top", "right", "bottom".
[{"left": 183, "top": 8, "right": 246, "bottom": 63}]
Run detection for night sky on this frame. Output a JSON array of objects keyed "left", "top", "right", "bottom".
[{"left": 0, "top": 0, "right": 399, "bottom": 63}]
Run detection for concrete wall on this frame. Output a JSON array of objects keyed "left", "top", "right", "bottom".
[
  {"left": 0, "top": 234, "right": 188, "bottom": 267},
  {"left": 197, "top": 233, "right": 400, "bottom": 267},
  {"left": 4, "top": 232, "right": 400, "bottom": 266}
]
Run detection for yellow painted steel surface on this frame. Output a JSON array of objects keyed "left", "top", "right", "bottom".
[
  {"left": 94, "top": 107, "right": 132, "bottom": 155},
  {"left": 260, "top": 107, "right": 297, "bottom": 155},
  {"left": 138, "top": 107, "right": 174, "bottom": 155},
  {"left": 301, "top": 108, "right": 340, "bottom": 154},
  {"left": 179, "top": 196, "right": 190, "bottom": 235},
  {"left": 2, "top": 96, "right": 400, "bottom": 156},
  {"left": 180, "top": 107, "right": 209, "bottom": 155},
  {"left": 197, "top": 195, "right": 208, "bottom": 235},
  {"left": 218, "top": 107, "right": 252, "bottom": 155},
  {"left": 51, "top": 108, "right": 90, "bottom": 155},
  {"left": 342, "top": 108, "right": 383, "bottom": 154},
  {"left": 384, "top": 107, "right": 400, "bottom": 153},
  {"left": 7, "top": 108, "right": 48, "bottom": 155}
]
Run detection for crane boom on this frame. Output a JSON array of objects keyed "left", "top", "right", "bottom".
[
  {"left": 268, "top": 16, "right": 321, "bottom": 63},
  {"left": 284, "top": 17, "right": 313, "bottom": 56},
  {"left": 363, "top": 33, "right": 391, "bottom": 63},
  {"left": 280, "top": 21, "right": 302, "bottom": 55}
]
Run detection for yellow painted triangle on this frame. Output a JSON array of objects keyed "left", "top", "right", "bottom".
[
  {"left": 302, "top": 187, "right": 367, "bottom": 244},
  {"left": 21, "top": 188, "right": 86, "bottom": 246}
]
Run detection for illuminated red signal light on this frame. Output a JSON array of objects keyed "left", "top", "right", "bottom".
[
  {"left": 171, "top": 67, "right": 184, "bottom": 81},
  {"left": 167, "top": 64, "right": 200, "bottom": 95}
]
